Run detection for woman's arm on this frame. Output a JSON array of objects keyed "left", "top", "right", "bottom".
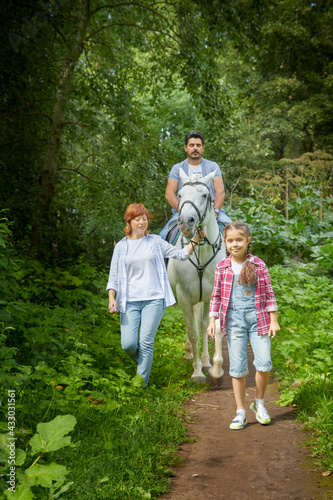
[
  {"left": 106, "top": 242, "right": 121, "bottom": 313},
  {"left": 108, "top": 289, "right": 118, "bottom": 314},
  {"left": 106, "top": 243, "right": 120, "bottom": 292},
  {"left": 162, "top": 230, "right": 206, "bottom": 259}
]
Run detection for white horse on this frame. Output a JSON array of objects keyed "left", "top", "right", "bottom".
[{"left": 168, "top": 169, "right": 225, "bottom": 386}]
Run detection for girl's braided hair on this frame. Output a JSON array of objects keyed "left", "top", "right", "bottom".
[{"left": 223, "top": 221, "right": 257, "bottom": 286}]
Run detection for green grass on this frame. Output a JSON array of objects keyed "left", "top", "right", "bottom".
[
  {"left": 61, "top": 384, "right": 192, "bottom": 499},
  {"left": 0, "top": 296, "right": 205, "bottom": 499}
]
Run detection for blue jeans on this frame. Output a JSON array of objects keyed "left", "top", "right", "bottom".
[
  {"left": 226, "top": 307, "right": 272, "bottom": 378},
  {"left": 120, "top": 299, "right": 165, "bottom": 386}
]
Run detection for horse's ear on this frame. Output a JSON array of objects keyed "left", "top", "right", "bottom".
[
  {"left": 202, "top": 169, "right": 217, "bottom": 186},
  {"left": 179, "top": 168, "right": 190, "bottom": 185}
]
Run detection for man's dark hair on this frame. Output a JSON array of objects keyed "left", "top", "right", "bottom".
[{"left": 185, "top": 131, "right": 204, "bottom": 146}]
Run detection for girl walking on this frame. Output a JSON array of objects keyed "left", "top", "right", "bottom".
[{"left": 207, "top": 221, "right": 280, "bottom": 430}]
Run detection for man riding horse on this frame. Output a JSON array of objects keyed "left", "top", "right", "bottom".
[{"left": 160, "top": 131, "right": 231, "bottom": 240}]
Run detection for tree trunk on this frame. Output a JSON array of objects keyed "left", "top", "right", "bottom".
[{"left": 30, "top": 0, "right": 90, "bottom": 258}]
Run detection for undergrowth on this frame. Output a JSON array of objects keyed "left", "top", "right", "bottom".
[
  {"left": 0, "top": 218, "right": 203, "bottom": 498},
  {"left": 270, "top": 265, "right": 333, "bottom": 472},
  {"left": 0, "top": 213, "right": 332, "bottom": 498}
]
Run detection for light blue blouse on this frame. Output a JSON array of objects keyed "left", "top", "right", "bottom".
[{"left": 106, "top": 234, "right": 189, "bottom": 313}]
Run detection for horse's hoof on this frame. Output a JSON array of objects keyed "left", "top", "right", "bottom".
[
  {"left": 184, "top": 353, "right": 193, "bottom": 361},
  {"left": 191, "top": 374, "right": 207, "bottom": 384},
  {"left": 202, "top": 364, "right": 212, "bottom": 373},
  {"left": 206, "top": 371, "right": 224, "bottom": 389}
]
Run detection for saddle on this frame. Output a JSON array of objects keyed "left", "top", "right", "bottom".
[{"left": 166, "top": 221, "right": 180, "bottom": 246}]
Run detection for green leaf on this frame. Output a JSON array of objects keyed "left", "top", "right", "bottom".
[
  {"left": 25, "top": 462, "right": 67, "bottom": 488},
  {"left": 29, "top": 415, "right": 76, "bottom": 454},
  {"left": 4, "top": 484, "right": 34, "bottom": 499},
  {"left": 50, "top": 481, "right": 74, "bottom": 499},
  {"left": 15, "top": 448, "right": 26, "bottom": 466}
]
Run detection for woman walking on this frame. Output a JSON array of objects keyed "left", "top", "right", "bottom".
[{"left": 107, "top": 203, "right": 204, "bottom": 387}]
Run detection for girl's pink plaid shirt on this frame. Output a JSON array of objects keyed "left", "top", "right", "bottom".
[{"left": 209, "top": 254, "right": 278, "bottom": 336}]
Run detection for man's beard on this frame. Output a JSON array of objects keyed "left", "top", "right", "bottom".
[{"left": 188, "top": 152, "right": 201, "bottom": 161}]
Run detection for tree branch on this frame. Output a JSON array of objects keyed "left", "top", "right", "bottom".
[
  {"left": 22, "top": 112, "right": 52, "bottom": 122},
  {"left": 24, "top": 98, "right": 56, "bottom": 111},
  {"left": 89, "top": 39, "right": 123, "bottom": 51},
  {"left": 87, "top": 21, "right": 178, "bottom": 43},
  {"left": 277, "top": 183, "right": 286, "bottom": 195},
  {"left": 88, "top": 1, "right": 180, "bottom": 40},
  {"left": 58, "top": 167, "right": 102, "bottom": 184},
  {"left": 63, "top": 120, "right": 91, "bottom": 128},
  {"left": 51, "top": 22, "right": 67, "bottom": 43}
]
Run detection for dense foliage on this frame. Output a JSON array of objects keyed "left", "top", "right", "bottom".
[
  {"left": 0, "top": 217, "right": 201, "bottom": 498},
  {"left": 1, "top": 0, "right": 332, "bottom": 263},
  {"left": 1, "top": 190, "right": 333, "bottom": 497},
  {"left": 0, "top": 0, "right": 332, "bottom": 497},
  {"left": 271, "top": 266, "right": 333, "bottom": 472}
]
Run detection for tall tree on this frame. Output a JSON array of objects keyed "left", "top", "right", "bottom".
[{"left": 1, "top": 0, "right": 184, "bottom": 258}]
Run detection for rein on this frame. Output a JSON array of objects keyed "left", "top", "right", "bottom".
[{"left": 179, "top": 180, "right": 222, "bottom": 301}]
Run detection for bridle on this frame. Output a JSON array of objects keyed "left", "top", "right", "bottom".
[
  {"left": 178, "top": 180, "right": 212, "bottom": 227},
  {"left": 178, "top": 180, "right": 223, "bottom": 301}
]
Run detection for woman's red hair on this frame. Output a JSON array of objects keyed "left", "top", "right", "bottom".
[{"left": 124, "top": 203, "right": 150, "bottom": 236}]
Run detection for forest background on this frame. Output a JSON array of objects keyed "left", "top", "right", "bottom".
[{"left": 0, "top": 0, "right": 332, "bottom": 499}]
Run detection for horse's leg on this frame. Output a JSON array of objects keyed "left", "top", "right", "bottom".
[
  {"left": 207, "top": 319, "right": 224, "bottom": 388},
  {"left": 195, "top": 302, "right": 212, "bottom": 371},
  {"left": 179, "top": 299, "right": 206, "bottom": 384},
  {"left": 184, "top": 332, "right": 193, "bottom": 360}
]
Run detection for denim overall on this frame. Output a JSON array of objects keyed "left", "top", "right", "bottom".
[{"left": 226, "top": 274, "right": 272, "bottom": 378}]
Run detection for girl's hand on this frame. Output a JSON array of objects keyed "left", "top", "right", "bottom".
[
  {"left": 207, "top": 317, "right": 216, "bottom": 339},
  {"left": 108, "top": 299, "right": 118, "bottom": 314},
  {"left": 268, "top": 320, "right": 280, "bottom": 338}
]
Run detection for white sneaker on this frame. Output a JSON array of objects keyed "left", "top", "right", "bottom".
[
  {"left": 230, "top": 412, "right": 248, "bottom": 430},
  {"left": 250, "top": 401, "right": 271, "bottom": 425}
]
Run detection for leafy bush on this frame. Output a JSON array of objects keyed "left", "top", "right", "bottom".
[
  {"left": 0, "top": 233, "right": 199, "bottom": 498},
  {"left": 270, "top": 265, "right": 333, "bottom": 471},
  {"left": 228, "top": 196, "right": 333, "bottom": 268},
  {"left": 0, "top": 414, "right": 76, "bottom": 499}
]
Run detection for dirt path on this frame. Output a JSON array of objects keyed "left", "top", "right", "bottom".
[{"left": 160, "top": 343, "right": 333, "bottom": 500}]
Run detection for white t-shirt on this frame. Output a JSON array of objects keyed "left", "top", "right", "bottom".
[
  {"left": 231, "top": 259, "right": 246, "bottom": 275},
  {"left": 126, "top": 238, "right": 164, "bottom": 301},
  {"left": 188, "top": 163, "right": 202, "bottom": 177}
]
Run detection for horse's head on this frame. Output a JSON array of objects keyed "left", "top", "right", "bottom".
[{"left": 177, "top": 168, "right": 216, "bottom": 237}]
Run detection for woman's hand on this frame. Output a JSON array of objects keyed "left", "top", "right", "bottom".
[
  {"left": 108, "top": 298, "right": 118, "bottom": 314},
  {"left": 193, "top": 228, "right": 206, "bottom": 243},
  {"left": 186, "top": 229, "right": 206, "bottom": 255}
]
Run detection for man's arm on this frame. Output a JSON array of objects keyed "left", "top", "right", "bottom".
[
  {"left": 212, "top": 176, "right": 225, "bottom": 212},
  {"left": 165, "top": 178, "right": 180, "bottom": 210}
]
